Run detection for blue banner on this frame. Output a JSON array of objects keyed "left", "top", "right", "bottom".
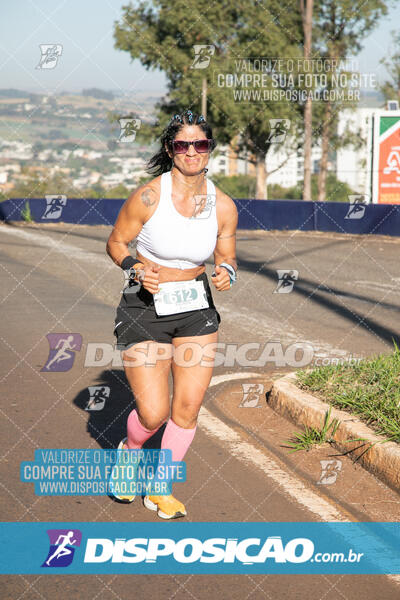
[
  {"left": 0, "top": 522, "right": 399, "bottom": 574},
  {"left": 20, "top": 449, "right": 186, "bottom": 496},
  {"left": 1, "top": 198, "right": 400, "bottom": 236}
]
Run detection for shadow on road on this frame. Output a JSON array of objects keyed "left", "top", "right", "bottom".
[
  {"left": 238, "top": 257, "right": 400, "bottom": 348},
  {"left": 73, "top": 368, "right": 165, "bottom": 450}
]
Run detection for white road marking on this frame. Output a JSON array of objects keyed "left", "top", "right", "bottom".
[
  {"left": 218, "top": 305, "right": 353, "bottom": 361},
  {"left": 203, "top": 373, "right": 400, "bottom": 585},
  {"left": 199, "top": 404, "right": 347, "bottom": 522},
  {"left": 354, "top": 279, "right": 400, "bottom": 292},
  {"left": 0, "top": 225, "right": 107, "bottom": 264},
  {"left": 208, "top": 372, "right": 262, "bottom": 387}
]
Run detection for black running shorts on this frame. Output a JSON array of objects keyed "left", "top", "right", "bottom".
[{"left": 114, "top": 272, "right": 221, "bottom": 350}]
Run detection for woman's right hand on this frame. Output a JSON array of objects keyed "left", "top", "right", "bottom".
[{"left": 138, "top": 264, "right": 161, "bottom": 294}]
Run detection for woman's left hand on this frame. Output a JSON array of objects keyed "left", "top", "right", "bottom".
[{"left": 211, "top": 265, "right": 231, "bottom": 291}]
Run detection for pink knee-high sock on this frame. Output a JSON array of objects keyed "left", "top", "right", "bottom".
[
  {"left": 126, "top": 409, "right": 159, "bottom": 449},
  {"left": 161, "top": 418, "right": 197, "bottom": 462}
]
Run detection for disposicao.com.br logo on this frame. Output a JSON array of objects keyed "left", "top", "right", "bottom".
[
  {"left": 1, "top": 522, "right": 398, "bottom": 574},
  {"left": 83, "top": 536, "right": 363, "bottom": 566}
]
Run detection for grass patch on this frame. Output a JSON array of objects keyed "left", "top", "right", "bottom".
[
  {"left": 284, "top": 406, "right": 340, "bottom": 452},
  {"left": 21, "top": 201, "right": 34, "bottom": 223},
  {"left": 296, "top": 344, "right": 400, "bottom": 444}
]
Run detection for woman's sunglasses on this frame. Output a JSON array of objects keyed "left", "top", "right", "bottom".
[{"left": 172, "top": 139, "right": 213, "bottom": 154}]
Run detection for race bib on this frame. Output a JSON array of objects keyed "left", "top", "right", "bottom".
[{"left": 153, "top": 279, "right": 209, "bottom": 316}]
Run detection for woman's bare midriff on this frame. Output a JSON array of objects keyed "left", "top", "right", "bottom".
[{"left": 136, "top": 251, "right": 206, "bottom": 283}]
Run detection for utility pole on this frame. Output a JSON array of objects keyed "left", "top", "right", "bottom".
[{"left": 300, "top": 0, "right": 313, "bottom": 201}]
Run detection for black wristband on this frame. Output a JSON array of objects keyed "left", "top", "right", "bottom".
[{"left": 120, "top": 256, "right": 135, "bottom": 271}]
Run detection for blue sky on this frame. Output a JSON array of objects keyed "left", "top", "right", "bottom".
[{"left": 0, "top": 0, "right": 399, "bottom": 95}]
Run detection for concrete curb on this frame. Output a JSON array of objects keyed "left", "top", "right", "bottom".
[{"left": 268, "top": 372, "right": 400, "bottom": 491}]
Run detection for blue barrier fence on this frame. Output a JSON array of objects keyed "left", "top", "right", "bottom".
[{"left": 1, "top": 197, "right": 399, "bottom": 236}]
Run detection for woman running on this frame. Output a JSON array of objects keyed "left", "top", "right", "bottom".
[{"left": 106, "top": 109, "right": 238, "bottom": 519}]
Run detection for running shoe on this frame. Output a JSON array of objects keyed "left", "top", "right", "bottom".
[
  {"left": 109, "top": 438, "right": 136, "bottom": 503},
  {"left": 143, "top": 494, "right": 187, "bottom": 519}
]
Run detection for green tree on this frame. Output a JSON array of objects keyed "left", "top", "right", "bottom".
[
  {"left": 212, "top": 174, "right": 256, "bottom": 199},
  {"left": 299, "top": 0, "right": 314, "bottom": 202},
  {"left": 113, "top": 0, "right": 303, "bottom": 199},
  {"left": 7, "top": 173, "right": 71, "bottom": 200},
  {"left": 289, "top": 173, "right": 355, "bottom": 201},
  {"left": 380, "top": 30, "right": 400, "bottom": 104},
  {"left": 313, "top": 0, "right": 388, "bottom": 201},
  {"left": 103, "top": 183, "right": 132, "bottom": 198},
  {"left": 5, "top": 174, "right": 133, "bottom": 201}
]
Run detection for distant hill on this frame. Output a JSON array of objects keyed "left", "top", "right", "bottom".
[
  {"left": 0, "top": 89, "right": 29, "bottom": 98},
  {"left": 82, "top": 88, "right": 115, "bottom": 100}
]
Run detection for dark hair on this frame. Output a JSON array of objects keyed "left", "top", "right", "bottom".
[{"left": 146, "top": 109, "right": 216, "bottom": 176}]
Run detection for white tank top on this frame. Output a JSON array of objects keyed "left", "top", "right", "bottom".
[{"left": 136, "top": 171, "right": 218, "bottom": 269}]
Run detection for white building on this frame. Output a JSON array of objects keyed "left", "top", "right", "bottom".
[
  {"left": 73, "top": 171, "right": 101, "bottom": 189},
  {"left": 38, "top": 149, "right": 52, "bottom": 161},
  {"left": 266, "top": 145, "right": 299, "bottom": 188},
  {"left": 2, "top": 163, "right": 21, "bottom": 173},
  {"left": 120, "top": 157, "right": 145, "bottom": 174},
  {"left": 72, "top": 148, "right": 85, "bottom": 158},
  {"left": 208, "top": 146, "right": 229, "bottom": 176},
  {"left": 208, "top": 140, "right": 322, "bottom": 190},
  {"left": 101, "top": 173, "right": 126, "bottom": 187},
  {"left": 85, "top": 150, "right": 102, "bottom": 160},
  {"left": 0, "top": 141, "right": 33, "bottom": 160},
  {"left": 336, "top": 107, "right": 375, "bottom": 194},
  {"left": 266, "top": 139, "right": 322, "bottom": 189}
]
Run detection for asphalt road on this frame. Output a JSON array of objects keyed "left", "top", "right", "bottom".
[{"left": 1, "top": 222, "right": 400, "bottom": 599}]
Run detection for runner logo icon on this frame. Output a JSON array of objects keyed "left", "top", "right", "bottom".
[
  {"left": 42, "top": 529, "right": 82, "bottom": 567},
  {"left": 118, "top": 118, "right": 141, "bottom": 143},
  {"left": 41, "top": 333, "right": 82, "bottom": 372},
  {"left": 190, "top": 45, "right": 215, "bottom": 69},
  {"left": 43, "top": 195, "right": 67, "bottom": 220},
  {"left": 345, "top": 195, "right": 367, "bottom": 219},
  {"left": 191, "top": 194, "right": 216, "bottom": 219},
  {"left": 274, "top": 270, "right": 298, "bottom": 293},
  {"left": 267, "top": 119, "right": 291, "bottom": 144},
  {"left": 85, "top": 385, "right": 110, "bottom": 411},
  {"left": 238, "top": 383, "right": 264, "bottom": 408},
  {"left": 317, "top": 459, "right": 342, "bottom": 485},
  {"left": 36, "top": 44, "right": 63, "bottom": 69}
]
